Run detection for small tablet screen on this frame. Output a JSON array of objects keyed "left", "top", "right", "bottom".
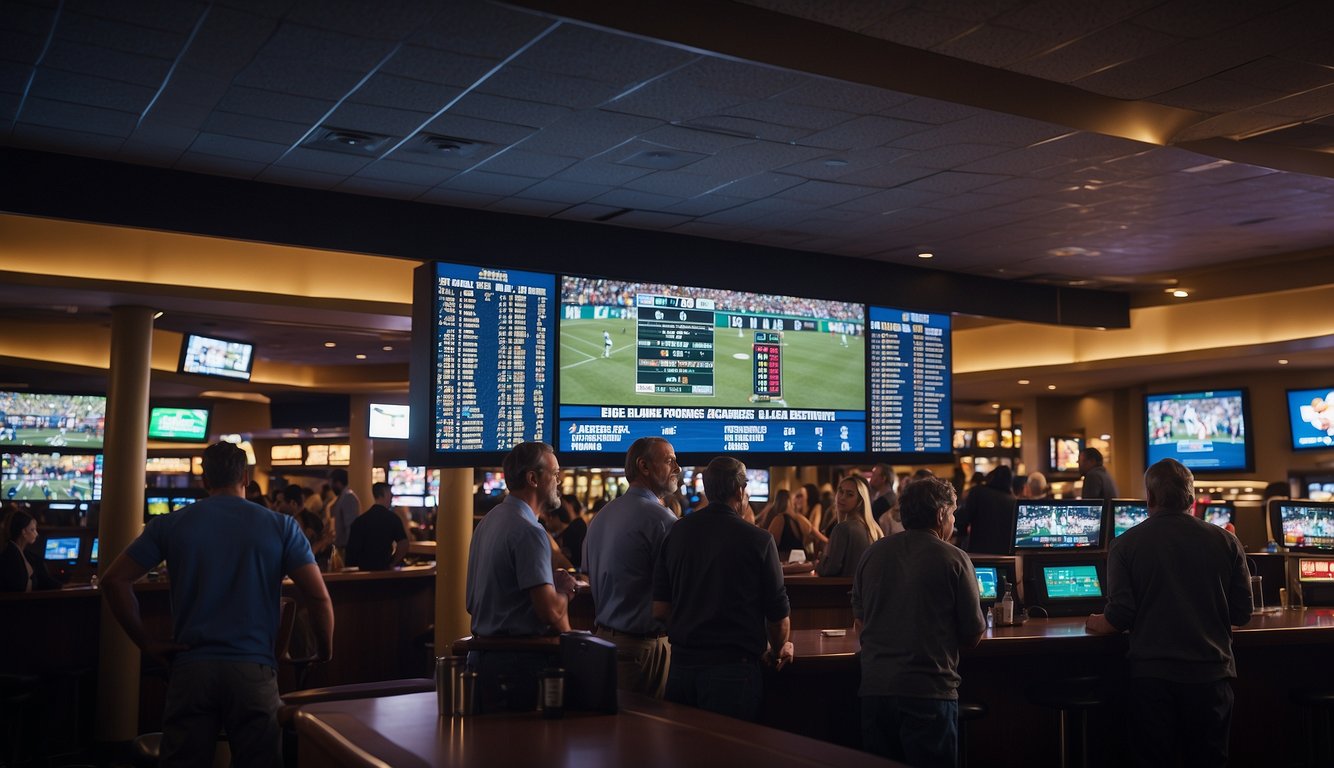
[{"left": 1043, "top": 565, "right": 1103, "bottom": 599}]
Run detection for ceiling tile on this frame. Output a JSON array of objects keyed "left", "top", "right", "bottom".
[
  {"left": 516, "top": 109, "right": 660, "bottom": 156},
  {"left": 603, "top": 80, "right": 748, "bottom": 122},
  {"left": 284, "top": 0, "right": 437, "bottom": 39},
  {"left": 551, "top": 202, "right": 624, "bottom": 221},
  {"left": 9, "top": 122, "right": 126, "bottom": 153},
  {"left": 416, "top": 186, "right": 503, "bottom": 207},
  {"left": 798, "top": 114, "right": 929, "bottom": 150},
  {"left": 706, "top": 171, "right": 806, "bottom": 199},
  {"left": 831, "top": 162, "right": 938, "bottom": 188},
  {"left": 188, "top": 132, "right": 286, "bottom": 163},
  {"left": 511, "top": 24, "right": 694, "bottom": 85},
  {"left": 216, "top": 86, "right": 335, "bottom": 124},
  {"left": 173, "top": 151, "right": 266, "bottom": 179},
  {"left": 350, "top": 72, "right": 462, "bottom": 113},
  {"left": 180, "top": 5, "right": 280, "bottom": 75},
  {"left": 326, "top": 102, "right": 432, "bottom": 137},
  {"left": 18, "top": 96, "right": 137, "bottom": 136},
  {"left": 1010, "top": 22, "right": 1182, "bottom": 83},
  {"left": 723, "top": 98, "right": 855, "bottom": 131},
  {"left": 56, "top": 12, "right": 187, "bottom": 59},
  {"left": 1072, "top": 38, "right": 1243, "bottom": 99},
  {"left": 201, "top": 111, "right": 310, "bottom": 144},
  {"left": 28, "top": 68, "right": 156, "bottom": 113},
  {"left": 379, "top": 45, "right": 497, "bottom": 89},
  {"left": 419, "top": 112, "right": 538, "bottom": 147},
  {"left": 553, "top": 160, "right": 652, "bottom": 186},
  {"left": 900, "top": 170, "right": 1006, "bottom": 194},
  {"left": 665, "top": 193, "right": 750, "bottom": 216},
  {"left": 931, "top": 23, "right": 1052, "bottom": 68},
  {"left": 42, "top": 39, "right": 172, "bottom": 87},
  {"left": 860, "top": 7, "right": 984, "bottom": 50},
  {"left": 773, "top": 179, "right": 879, "bottom": 206},
  {"left": 407, "top": 2, "right": 552, "bottom": 59},
  {"left": 608, "top": 210, "right": 694, "bottom": 228},
  {"left": 473, "top": 148, "right": 577, "bottom": 178},
  {"left": 775, "top": 146, "right": 912, "bottom": 181},
  {"left": 832, "top": 187, "right": 946, "bottom": 214},
  {"left": 622, "top": 171, "right": 726, "bottom": 198},
  {"left": 66, "top": 0, "right": 207, "bottom": 33},
  {"left": 480, "top": 65, "right": 622, "bottom": 110},
  {"left": 353, "top": 157, "right": 454, "bottom": 185},
  {"left": 589, "top": 188, "right": 683, "bottom": 211},
  {"left": 333, "top": 176, "right": 431, "bottom": 200},
  {"left": 775, "top": 78, "right": 913, "bottom": 113},
  {"left": 233, "top": 56, "right": 370, "bottom": 101},
  {"left": 512, "top": 178, "right": 610, "bottom": 204},
  {"left": 276, "top": 146, "right": 371, "bottom": 175},
  {"left": 450, "top": 92, "right": 571, "bottom": 129}
]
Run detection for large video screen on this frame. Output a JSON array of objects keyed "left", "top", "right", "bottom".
[
  {"left": 867, "top": 306, "right": 951, "bottom": 456},
  {"left": 2, "top": 452, "right": 103, "bottom": 501},
  {"left": 1287, "top": 388, "right": 1334, "bottom": 451},
  {"left": 178, "top": 333, "right": 254, "bottom": 380},
  {"left": 423, "top": 262, "right": 555, "bottom": 465},
  {"left": 1014, "top": 500, "right": 1105, "bottom": 550},
  {"left": 558, "top": 277, "right": 865, "bottom": 457},
  {"left": 148, "top": 406, "right": 210, "bottom": 442},
  {"left": 1145, "top": 389, "right": 1253, "bottom": 473},
  {"left": 0, "top": 392, "right": 106, "bottom": 449}
]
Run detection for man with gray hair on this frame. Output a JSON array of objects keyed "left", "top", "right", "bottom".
[
  {"left": 466, "top": 441, "right": 577, "bottom": 710},
  {"left": 1086, "top": 458, "right": 1251, "bottom": 767},
  {"left": 584, "top": 437, "right": 680, "bottom": 696},
  {"left": 854, "top": 475, "right": 984, "bottom": 766},
  {"left": 653, "top": 455, "right": 792, "bottom": 721}
]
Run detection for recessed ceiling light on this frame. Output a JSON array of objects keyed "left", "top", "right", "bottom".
[
  {"left": 991, "top": 403, "right": 1000, "bottom": 409},
  {"left": 1278, "top": 359, "right": 1290, "bottom": 365},
  {"left": 1017, "top": 379, "right": 1030, "bottom": 385},
  {"left": 152, "top": 311, "right": 164, "bottom": 319},
  {"left": 1171, "top": 290, "right": 1189, "bottom": 298},
  {"left": 918, "top": 252, "right": 934, "bottom": 259},
  {"left": 1100, "top": 434, "right": 1111, "bottom": 441},
  {"left": 1095, "top": 326, "right": 1106, "bottom": 331},
  {"left": 324, "top": 342, "right": 336, "bottom": 348},
  {"left": 311, "top": 427, "right": 319, "bottom": 433},
  {"left": 355, "top": 354, "right": 367, "bottom": 360},
  {"left": 382, "top": 345, "right": 394, "bottom": 351},
  {"left": 1047, "top": 385, "right": 1057, "bottom": 390}
]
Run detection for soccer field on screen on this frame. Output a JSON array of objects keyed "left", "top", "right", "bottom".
[{"left": 559, "top": 317, "right": 864, "bottom": 410}]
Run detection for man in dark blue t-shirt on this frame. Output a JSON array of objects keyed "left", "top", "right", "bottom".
[{"left": 103, "top": 442, "right": 334, "bottom": 767}]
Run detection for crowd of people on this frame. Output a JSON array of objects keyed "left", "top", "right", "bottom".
[{"left": 561, "top": 276, "right": 865, "bottom": 323}]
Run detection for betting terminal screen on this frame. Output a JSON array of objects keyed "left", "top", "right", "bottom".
[
  {"left": 1014, "top": 501, "right": 1105, "bottom": 549},
  {"left": 1043, "top": 565, "right": 1103, "bottom": 599}
]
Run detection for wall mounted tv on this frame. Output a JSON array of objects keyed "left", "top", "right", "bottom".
[
  {"left": 1144, "top": 389, "right": 1253, "bottom": 473},
  {"left": 2, "top": 452, "right": 102, "bottom": 502},
  {"left": 0, "top": 391, "right": 106, "bottom": 449},
  {"left": 1287, "top": 387, "right": 1334, "bottom": 452},
  {"left": 178, "top": 333, "right": 255, "bottom": 380},
  {"left": 867, "top": 306, "right": 952, "bottom": 459},
  {"left": 1049, "top": 435, "right": 1084, "bottom": 474},
  {"left": 410, "top": 261, "right": 556, "bottom": 467},
  {"left": 147, "top": 406, "right": 211, "bottom": 442},
  {"left": 369, "top": 403, "right": 410, "bottom": 440},
  {"left": 557, "top": 275, "right": 867, "bottom": 463}
]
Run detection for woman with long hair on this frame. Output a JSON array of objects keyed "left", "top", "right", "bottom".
[
  {"left": 760, "top": 488, "right": 806, "bottom": 555},
  {"left": 1, "top": 509, "right": 60, "bottom": 592},
  {"left": 796, "top": 483, "right": 829, "bottom": 552},
  {"left": 816, "top": 475, "right": 883, "bottom": 577}
]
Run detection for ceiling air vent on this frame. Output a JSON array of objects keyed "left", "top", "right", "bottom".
[
  {"left": 304, "top": 127, "right": 393, "bottom": 156},
  {"left": 412, "top": 134, "right": 485, "bottom": 158}
]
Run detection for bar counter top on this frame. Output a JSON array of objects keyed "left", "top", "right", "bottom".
[{"left": 294, "top": 691, "right": 902, "bottom": 768}]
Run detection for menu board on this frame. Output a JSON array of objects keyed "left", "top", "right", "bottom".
[
  {"left": 868, "top": 306, "right": 951, "bottom": 455},
  {"left": 431, "top": 262, "right": 554, "bottom": 454}
]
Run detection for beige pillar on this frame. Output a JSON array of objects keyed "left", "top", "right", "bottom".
[
  {"left": 348, "top": 395, "right": 374, "bottom": 508},
  {"left": 94, "top": 306, "right": 154, "bottom": 742},
  {"left": 435, "top": 467, "right": 473, "bottom": 652},
  {"left": 769, "top": 466, "right": 797, "bottom": 495}
]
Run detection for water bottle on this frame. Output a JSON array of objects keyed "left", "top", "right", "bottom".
[{"left": 1000, "top": 584, "right": 1014, "bottom": 624}]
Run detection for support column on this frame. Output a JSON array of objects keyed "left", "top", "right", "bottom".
[
  {"left": 94, "top": 306, "right": 154, "bottom": 743},
  {"left": 769, "top": 466, "right": 797, "bottom": 495},
  {"left": 348, "top": 395, "right": 373, "bottom": 508},
  {"left": 435, "top": 467, "right": 473, "bottom": 653}
]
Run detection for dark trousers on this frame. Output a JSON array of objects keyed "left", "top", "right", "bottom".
[
  {"left": 861, "top": 695, "right": 959, "bottom": 768},
  {"left": 160, "top": 661, "right": 281, "bottom": 768},
  {"left": 466, "top": 650, "right": 551, "bottom": 712},
  {"left": 664, "top": 656, "right": 763, "bottom": 722},
  {"left": 1130, "top": 677, "right": 1233, "bottom": 768}
]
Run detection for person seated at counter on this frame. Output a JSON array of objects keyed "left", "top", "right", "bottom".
[
  {"left": 815, "top": 476, "right": 883, "bottom": 577},
  {"left": 793, "top": 483, "right": 828, "bottom": 552},
  {"left": 0, "top": 510, "right": 60, "bottom": 592},
  {"left": 1086, "top": 458, "right": 1251, "bottom": 768},
  {"left": 853, "top": 476, "right": 985, "bottom": 768},
  {"left": 346, "top": 482, "right": 409, "bottom": 571},
  {"left": 466, "top": 442, "right": 577, "bottom": 711}
]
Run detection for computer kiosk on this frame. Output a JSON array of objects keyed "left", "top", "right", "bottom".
[
  {"left": 1269, "top": 498, "right": 1334, "bottom": 607},
  {"left": 1012, "top": 498, "right": 1110, "bottom": 618}
]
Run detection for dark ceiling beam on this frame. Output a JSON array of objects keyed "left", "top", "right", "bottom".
[{"left": 0, "top": 146, "right": 1129, "bottom": 327}]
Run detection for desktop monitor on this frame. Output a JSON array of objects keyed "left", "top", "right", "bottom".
[
  {"left": 1111, "top": 500, "right": 1149, "bottom": 537},
  {"left": 44, "top": 536, "right": 81, "bottom": 564},
  {"left": 1013, "top": 499, "right": 1107, "bottom": 550},
  {"left": 146, "top": 496, "right": 171, "bottom": 517},
  {"left": 1200, "top": 500, "right": 1235, "bottom": 528},
  {"left": 1269, "top": 499, "right": 1334, "bottom": 552}
]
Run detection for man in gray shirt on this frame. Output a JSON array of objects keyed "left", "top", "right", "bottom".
[
  {"left": 329, "top": 468, "right": 360, "bottom": 558},
  {"left": 1086, "top": 458, "right": 1251, "bottom": 767},
  {"left": 853, "top": 476, "right": 985, "bottom": 767},
  {"left": 1078, "top": 448, "right": 1118, "bottom": 499},
  {"left": 583, "top": 437, "right": 680, "bottom": 696}
]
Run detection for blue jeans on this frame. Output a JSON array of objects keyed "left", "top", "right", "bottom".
[
  {"left": 664, "top": 657, "right": 763, "bottom": 722},
  {"left": 861, "top": 695, "right": 959, "bottom": 768}
]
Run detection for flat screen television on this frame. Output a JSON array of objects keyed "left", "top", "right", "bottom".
[
  {"left": 953, "top": 429, "right": 973, "bottom": 450},
  {"left": 481, "top": 471, "right": 506, "bottom": 496},
  {"left": 2, "top": 452, "right": 102, "bottom": 501},
  {"left": 0, "top": 391, "right": 106, "bottom": 449},
  {"left": 369, "top": 403, "right": 410, "bottom": 439},
  {"left": 557, "top": 275, "right": 866, "bottom": 464},
  {"left": 147, "top": 406, "right": 211, "bottom": 442},
  {"left": 389, "top": 460, "right": 426, "bottom": 496},
  {"left": 43, "top": 536, "right": 81, "bottom": 564},
  {"left": 170, "top": 496, "right": 197, "bottom": 511},
  {"left": 867, "top": 306, "right": 952, "bottom": 459},
  {"left": 145, "top": 457, "right": 193, "bottom": 473},
  {"left": 1286, "top": 387, "right": 1334, "bottom": 451},
  {"left": 1199, "top": 500, "right": 1235, "bottom": 528},
  {"left": 1111, "top": 499, "right": 1149, "bottom": 537},
  {"left": 146, "top": 496, "right": 171, "bottom": 517},
  {"left": 410, "top": 261, "right": 556, "bottom": 467},
  {"left": 1049, "top": 435, "right": 1083, "bottom": 473},
  {"left": 1144, "top": 389, "right": 1253, "bottom": 473},
  {"left": 746, "top": 468, "right": 770, "bottom": 503},
  {"left": 1269, "top": 499, "right": 1334, "bottom": 552},
  {"left": 178, "top": 333, "right": 254, "bottom": 380},
  {"left": 1013, "top": 499, "right": 1106, "bottom": 550}
]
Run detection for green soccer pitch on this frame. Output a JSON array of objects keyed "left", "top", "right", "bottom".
[
  {"left": 11, "top": 428, "right": 103, "bottom": 447},
  {"left": 1, "top": 478, "right": 93, "bottom": 501},
  {"left": 559, "top": 317, "right": 864, "bottom": 410}
]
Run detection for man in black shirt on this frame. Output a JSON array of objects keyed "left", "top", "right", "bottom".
[
  {"left": 345, "top": 482, "right": 408, "bottom": 571},
  {"left": 1086, "top": 458, "right": 1251, "bottom": 767},
  {"left": 652, "top": 455, "right": 792, "bottom": 721}
]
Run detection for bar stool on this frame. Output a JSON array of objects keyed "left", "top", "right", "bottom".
[
  {"left": 1025, "top": 676, "right": 1106, "bottom": 768},
  {"left": 1, "top": 672, "right": 39, "bottom": 767},
  {"left": 1290, "top": 687, "right": 1334, "bottom": 766},
  {"left": 957, "top": 700, "right": 988, "bottom": 768}
]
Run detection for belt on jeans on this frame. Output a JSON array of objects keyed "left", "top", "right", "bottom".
[{"left": 595, "top": 626, "right": 665, "bottom": 639}]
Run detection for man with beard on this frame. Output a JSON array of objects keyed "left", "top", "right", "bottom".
[
  {"left": 584, "top": 437, "right": 681, "bottom": 696},
  {"left": 465, "top": 441, "right": 577, "bottom": 710}
]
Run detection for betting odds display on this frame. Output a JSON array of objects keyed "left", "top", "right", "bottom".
[
  {"left": 868, "top": 307, "right": 951, "bottom": 454},
  {"left": 430, "top": 263, "right": 554, "bottom": 454}
]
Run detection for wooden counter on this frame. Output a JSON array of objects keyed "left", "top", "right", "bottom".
[
  {"left": 294, "top": 691, "right": 903, "bottom": 768},
  {"left": 764, "top": 609, "right": 1334, "bottom": 767}
]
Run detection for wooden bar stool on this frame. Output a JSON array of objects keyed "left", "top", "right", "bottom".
[{"left": 1025, "top": 676, "right": 1106, "bottom": 768}]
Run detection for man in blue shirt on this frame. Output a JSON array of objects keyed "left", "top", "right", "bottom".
[
  {"left": 584, "top": 437, "right": 680, "bottom": 696},
  {"left": 465, "top": 441, "right": 577, "bottom": 710},
  {"left": 103, "top": 441, "right": 334, "bottom": 768}
]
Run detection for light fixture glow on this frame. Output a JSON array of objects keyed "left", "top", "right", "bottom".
[
  {"left": 324, "top": 341, "right": 336, "bottom": 348},
  {"left": 152, "top": 311, "right": 164, "bottom": 319},
  {"left": 917, "top": 252, "right": 934, "bottom": 259},
  {"left": 355, "top": 354, "right": 367, "bottom": 360},
  {"left": 1017, "top": 379, "right": 1030, "bottom": 385},
  {"left": 382, "top": 345, "right": 393, "bottom": 351},
  {"left": 1172, "top": 290, "right": 1189, "bottom": 298},
  {"left": 991, "top": 403, "right": 1000, "bottom": 409},
  {"left": 1047, "top": 385, "right": 1057, "bottom": 390},
  {"left": 1100, "top": 434, "right": 1111, "bottom": 441},
  {"left": 1278, "top": 359, "right": 1290, "bottom": 365}
]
